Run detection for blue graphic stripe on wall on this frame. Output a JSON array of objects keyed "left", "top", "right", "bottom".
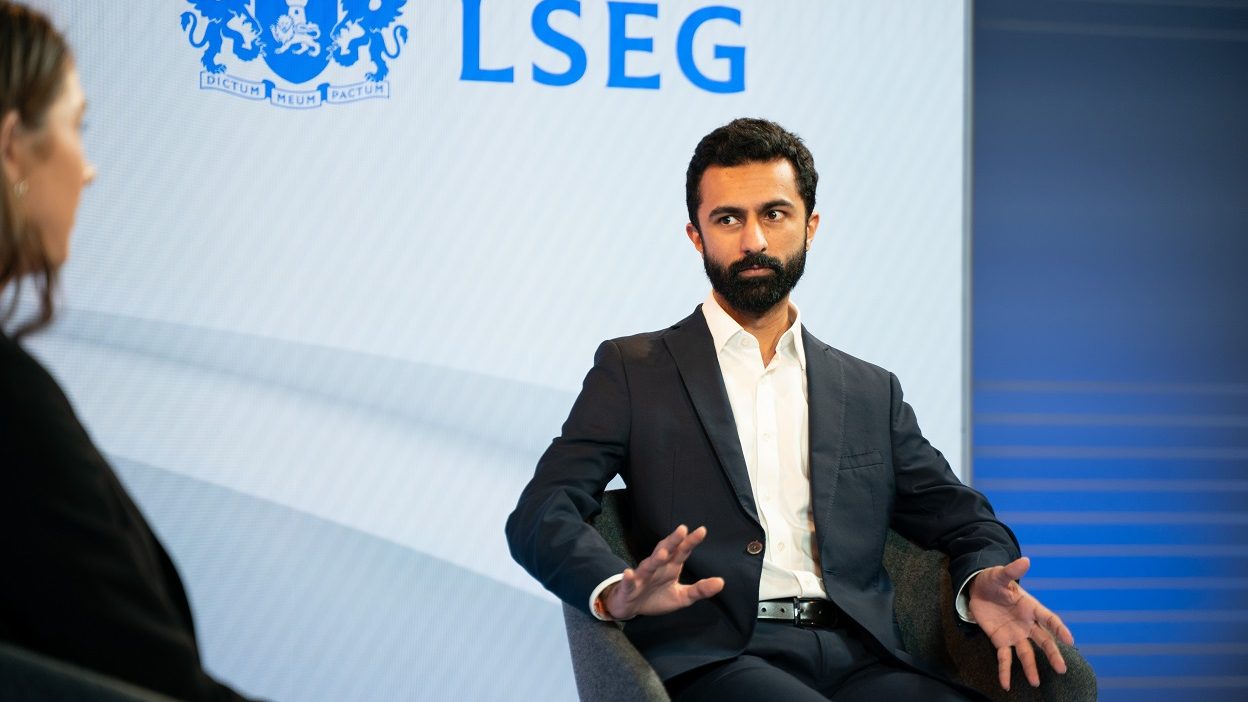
[
  {"left": 974, "top": 388, "right": 1248, "bottom": 692},
  {"left": 973, "top": 458, "right": 1248, "bottom": 482},
  {"left": 973, "top": 0, "right": 1248, "bottom": 699}
]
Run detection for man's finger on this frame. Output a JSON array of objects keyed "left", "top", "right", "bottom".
[
  {"left": 1015, "top": 639, "right": 1040, "bottom": 688},
  {"left": 1044, "top": 609, "right": 1075, "bottom": 646},
  {"left": 652, "top": 524, "right": 689, "bottom": 556},
  {"left": 632, "top": 526, "right": 701, "bottom": 591},
  {"left": 669, "top": 525, "right": 709, "bottom": 566},
  {"left": 1034, "top": 627, "right": 1068, "bottom": 675},
  {"left": 685, "top": 576, "right": 725, "bottom": 602},
  {"left": 634, "top": 546, "right": 669, "bottom": 582},
  {"left": 623, "top": 559, "right": 669, "bottom": 600},
  {"left": 617, "top": 568, "right": 639, "bottom": 600},
  {"left": 1002, "top": 556, "right": 1031, "bottom": 582},
  {"left": 639, "top": 526, "right": 686, "bottom": 570},
  {"left": 1026, "top": 595, "right": 1075, "bottom": 646},
  {"left": 976, "top": 563, "right": 1017, "bottom": 595},
  {"left": 996, "top": 645, "right": 1012, "bottom": 691}
]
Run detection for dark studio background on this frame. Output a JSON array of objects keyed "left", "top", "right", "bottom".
[{"left": 972, "top": 1, "right": 1248, "bottom": 699}]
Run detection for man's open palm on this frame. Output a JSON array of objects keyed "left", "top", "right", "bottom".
[
  {"left": 602, "top": 525, "right": 725, "bottom": 620},
  {"left": 969, "top": 557, "right": 1075, "bottom": 691}
]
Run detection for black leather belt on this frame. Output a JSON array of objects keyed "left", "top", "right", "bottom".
[{"left": 757, "top": 598, "right": 842, "bottom": 628}]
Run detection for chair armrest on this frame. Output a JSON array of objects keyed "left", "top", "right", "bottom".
[
  {"left": 885, "top": 529, "right": 1097, "bottom": 701},
  {"left": 945, "top": 627, "right": 1097, "bottom": 702},
  {"left": 562, "top": 602, "right": 670, "bottom": 702}
]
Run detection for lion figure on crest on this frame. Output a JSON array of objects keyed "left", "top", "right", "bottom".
[
  {"left": 329, "top": 0, "right": 409, "bottom": 82},
  {"left": 272, "top": 13, "right": 322, "bottom": 56},
  {"left": 181, "top": 0, "right": 265, "bottom": 73}
]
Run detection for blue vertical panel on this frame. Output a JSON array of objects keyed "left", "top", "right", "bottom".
[{"left": 973, "top": 1, "right": 1248, "bottom": 699}]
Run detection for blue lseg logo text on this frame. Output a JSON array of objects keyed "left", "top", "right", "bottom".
[{"left": 461, "top": 0, "right": 746, "bottom": 93}]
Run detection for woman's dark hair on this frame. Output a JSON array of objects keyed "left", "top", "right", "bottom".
[
  {"left": 0, "top": 1, "right": 71, "bottom": 338},
  {"left": 685, "top": 117, "right": 818, "bottom": 232}
]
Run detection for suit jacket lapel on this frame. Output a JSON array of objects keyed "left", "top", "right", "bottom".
[
  {"left": 803, "top": 327, "right": 847, "bottom": 551},
  {"left": 664, "top": 308, "right": 760, "bottom": 526}
]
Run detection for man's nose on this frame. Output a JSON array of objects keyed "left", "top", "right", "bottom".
[{"left": 740, "top": 217, "right": 767, "bottom": 254}]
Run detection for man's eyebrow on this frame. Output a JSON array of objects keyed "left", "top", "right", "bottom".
[
  {"left": 759, "top": 198, "right": 796, "bottom": 211},
  {"left": 707, "top": 205, "right": 747, "bottom": 219}
]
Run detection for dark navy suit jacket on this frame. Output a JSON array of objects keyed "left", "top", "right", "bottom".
[{"left": 506, "top": 308, "right": 1019, "bottom": 681}]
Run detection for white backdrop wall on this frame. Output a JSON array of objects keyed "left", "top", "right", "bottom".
[{"left": 23, "top": 2, "right": 969, "bottom": 699}]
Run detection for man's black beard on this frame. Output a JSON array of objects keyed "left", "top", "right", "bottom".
[{"left": 702, "top": 246, "right": 806, "bottom": 316}]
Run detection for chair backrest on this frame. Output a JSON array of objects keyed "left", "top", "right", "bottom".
[
  {"left": 594, "top": 490, "right": 638, "bottom": 567},
  {"left": 0, "top": 642, "right": 176, "bottom": 702}
]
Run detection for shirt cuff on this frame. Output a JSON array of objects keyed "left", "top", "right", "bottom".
[
  {"left": 589, "top": 573, "right": 626, "bottom": 621},
  {"left": 955, "top": 568, "right": 988, "bottom": 623}
]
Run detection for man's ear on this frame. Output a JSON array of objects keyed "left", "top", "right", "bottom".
[
  {"left": 804, "top": 211, "right": 820, "bottom": 251},
  {"left": 686, "top": 222, "right": 705, "bottom": 254}
]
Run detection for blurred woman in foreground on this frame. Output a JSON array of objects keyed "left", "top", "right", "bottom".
[{"left": 0, "top": 3, "right": 256, "bottom": 699}]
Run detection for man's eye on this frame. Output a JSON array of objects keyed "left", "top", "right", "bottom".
[
  {"left": 765, "top": 210, "right": 783, "bottom": 220},
  {"left": 718, "top": 215, "right": 740, "bottom": 226}
]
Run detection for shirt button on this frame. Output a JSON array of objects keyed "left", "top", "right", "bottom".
[
  {"left": 746, "top": 540, "right": 764, "bottom": 555},
  {"left": 777, "top": 542, "right": 786, "bottom": 552}
]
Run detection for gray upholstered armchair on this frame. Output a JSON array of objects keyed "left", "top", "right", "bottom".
[{"left": 563, "top": 490, "right": 1096, "bottom": 702}]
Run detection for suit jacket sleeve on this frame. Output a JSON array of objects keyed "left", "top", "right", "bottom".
[
  {"left": 505, "top": 340, "right": 633, "bottom": 613},
  {"left": 0, "top": 336, "right": 255, "bottom": 702},
  {"left": 884, "top": 372, "right": 1020, "bottom": 591}
]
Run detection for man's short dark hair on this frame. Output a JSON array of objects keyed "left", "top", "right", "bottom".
[{"left": 685, "top": 118, "right": 818, "bottom": 232}]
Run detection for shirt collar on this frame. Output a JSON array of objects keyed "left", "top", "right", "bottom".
[{"left": 701, "top": 292, "right": 807, "bottom": 370}]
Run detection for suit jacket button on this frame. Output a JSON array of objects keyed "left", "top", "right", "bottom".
[{"left": 746, "top": 540, "right": 764, "bottom": 555}]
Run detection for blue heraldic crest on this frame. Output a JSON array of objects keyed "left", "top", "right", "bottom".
[{"left": 181, "top": 0, "right": 409, "bottom": 109}]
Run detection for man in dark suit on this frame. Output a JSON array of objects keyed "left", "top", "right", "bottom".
[{"left": 506, "top": 118, "right": 1072, "bottom": 701}]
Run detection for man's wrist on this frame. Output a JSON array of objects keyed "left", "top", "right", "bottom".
[
  {"left": 956, "top": 568, "right": 987, "bottom": 623},
  {"left": 588, "top": 573, "right": 625, "bottom": 621},
  {"left": 594, "top": 583, "right": 618, "bottom": 619}
]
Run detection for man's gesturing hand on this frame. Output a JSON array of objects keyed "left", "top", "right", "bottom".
[
  {"left": 601, "top": 524, "right": 725, "bottom": 620},
  {"left": 969, "top": 557, "right": 1075, "bottom": 691}
]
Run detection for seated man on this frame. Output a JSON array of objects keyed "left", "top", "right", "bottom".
[{"left": 505, "top": 118, "right": 1072, "bottom": 701}]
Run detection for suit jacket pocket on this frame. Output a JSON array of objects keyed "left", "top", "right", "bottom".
[{"left": 839, "top": 449, "right": 883, "bottom": 471}]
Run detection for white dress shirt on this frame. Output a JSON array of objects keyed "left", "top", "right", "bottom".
[{"left": 701, "top": 293, "right": 828, "bottom": 600}]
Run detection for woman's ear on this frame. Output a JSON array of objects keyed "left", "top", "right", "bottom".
[{"left": 1, "top": 110, "right": 27, "bottom": 186}]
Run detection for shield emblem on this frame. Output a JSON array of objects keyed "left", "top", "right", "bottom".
[{"left": 256, "top": 0, "right": 337, "bottom": 84}]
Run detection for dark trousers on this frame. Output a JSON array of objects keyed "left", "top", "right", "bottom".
[{"left": 666, "top": 621, "right": 976, "bottom": 702}]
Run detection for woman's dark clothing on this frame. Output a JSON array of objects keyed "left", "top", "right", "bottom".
[{"left": 0, "top": 331, "right": 252, "bottom": 701}]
